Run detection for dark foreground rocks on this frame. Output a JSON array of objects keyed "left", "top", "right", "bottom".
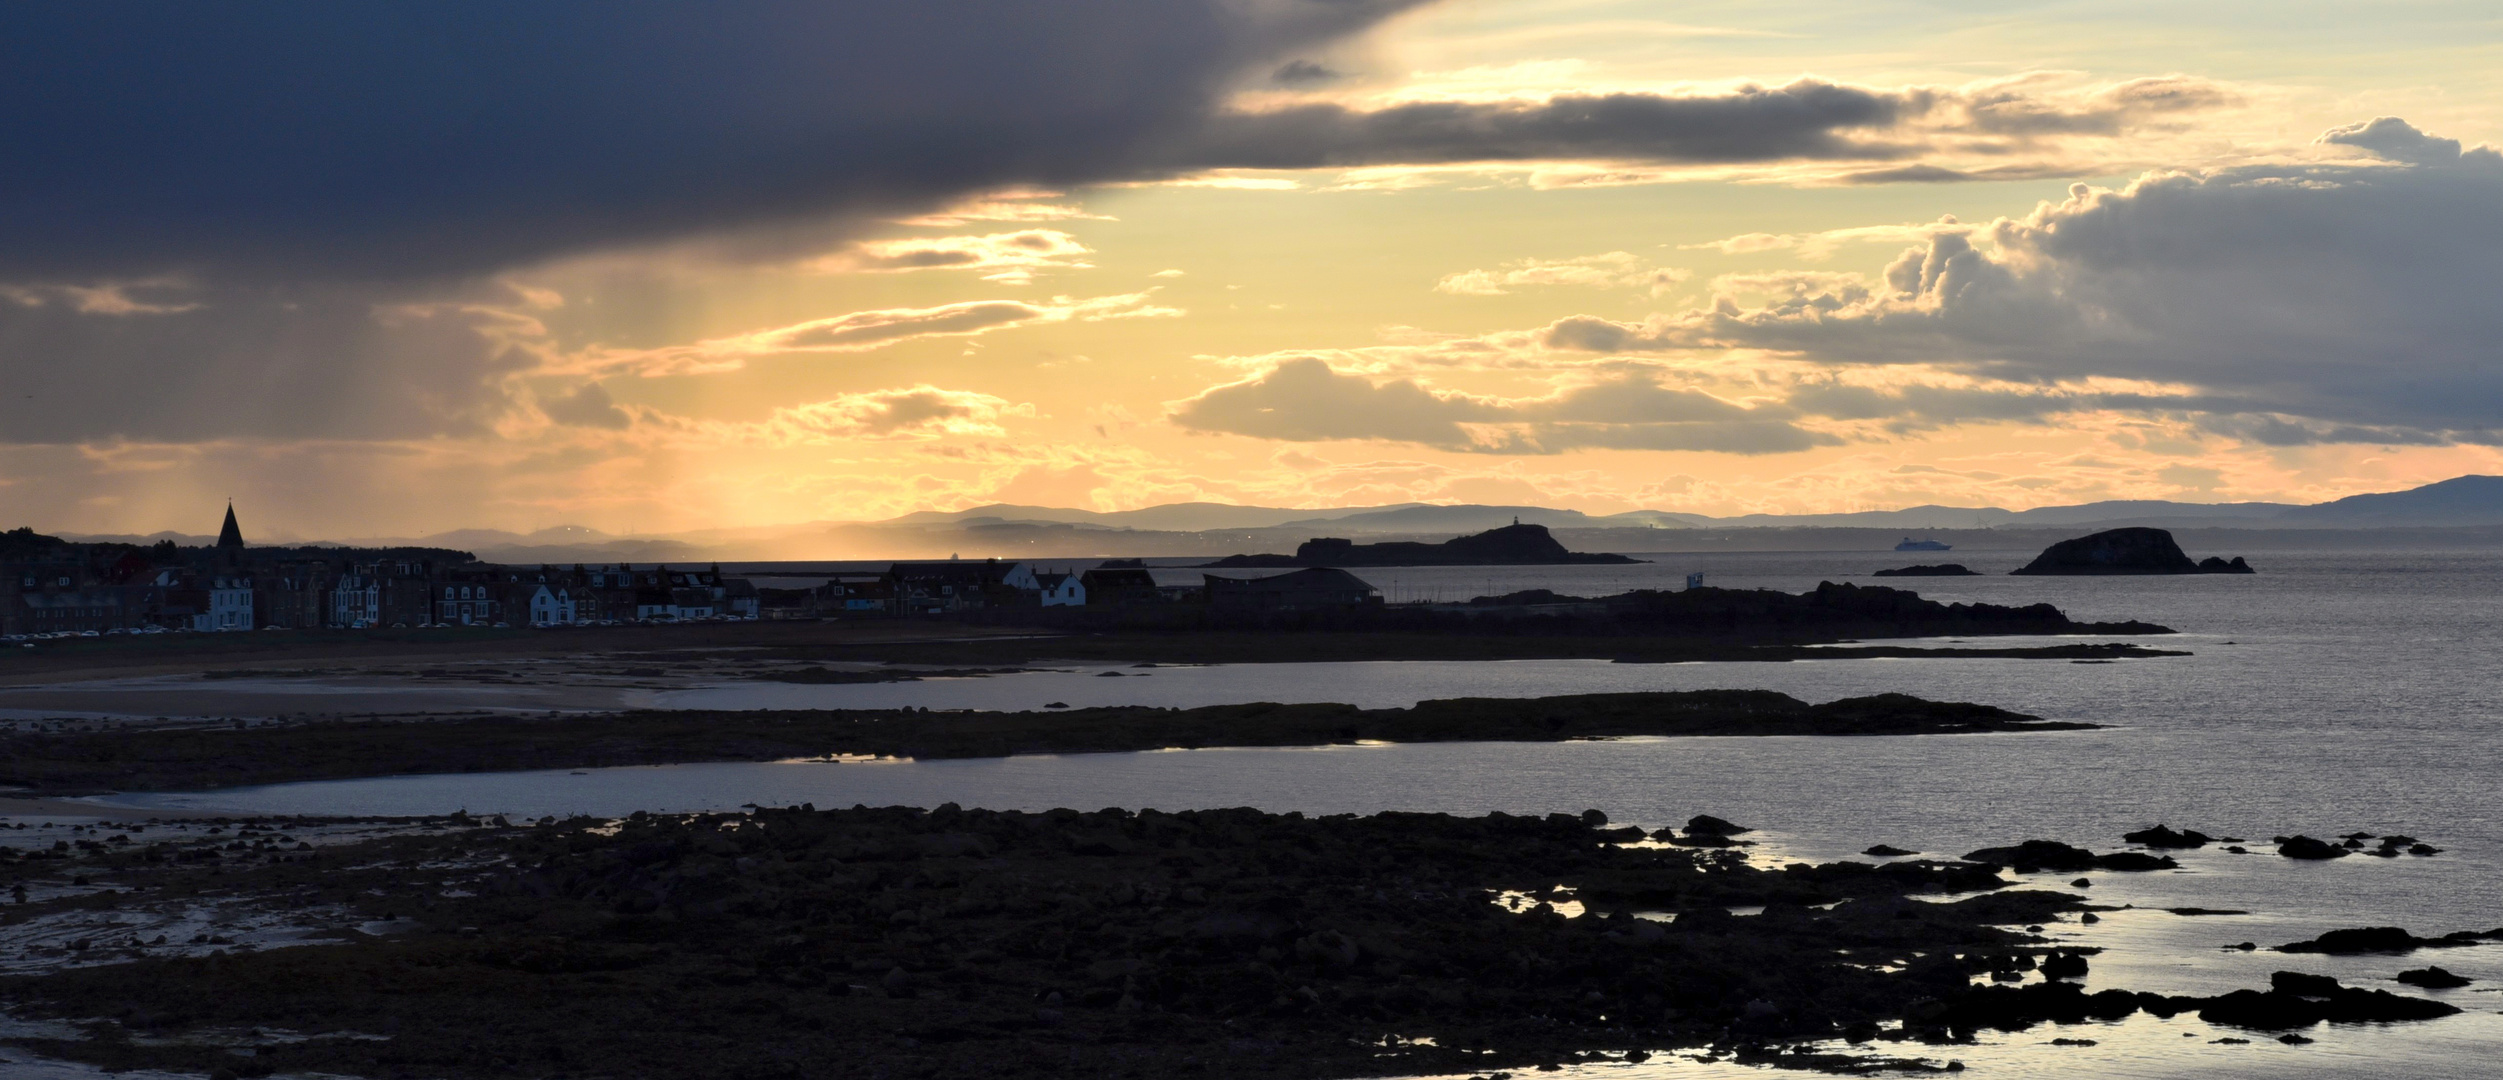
[
  {"left": 0, "top": 690, "right": 2092, "bottom": 795},
  {"left": 2010, "top": 527, "right": 2253, "bottom": 576},
  {"left": 0, "top": 806, "right": 2457, "bottom": 1080},
  {"left": 0, "top": 806, "right": 2060, "bottom": 1079}
]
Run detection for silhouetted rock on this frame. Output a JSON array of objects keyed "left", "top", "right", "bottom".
[
  {"left": 2038, "top": 951, "right": 2089, "bottom": 980},
  {"left": 2122, "top": 824, "right": 2213, "bottom": 848},
  {"left": 1962, "top": 840, "right": 2178, "bottom": 873},
  {"left": 1683, "top": 814, "right": 1750, "bottom": 837},
  {"left": 1873, "top": 564, "right": 1978, "bottom": 577},
  {"left": 2277, "top": 927, "right": 2503, "bottom": 954},
  {"left": 2397, "top": 967, "right": 2471, "bottom": 989},
  {"left": 1863, "top": 844, "right": 1918, "bottom": 857},
  {"left": 2277, "top": 835, "right": 2347, "bottom": 860},
  {"left": 1201, "top": 522, "right": 1639, "bottom": 568},
  {"left": 2195, "top": 971, "right": 2459, "bottom": 1028},
  {"left": 2010, "top": 527, "right": 2254, "bottom": 576}
]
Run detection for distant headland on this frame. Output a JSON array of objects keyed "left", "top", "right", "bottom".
[{"left": 1198, "top": 522, "right": 1640, "bottom": 568}]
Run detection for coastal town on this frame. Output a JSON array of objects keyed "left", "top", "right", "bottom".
[{"left": 0, "top": 506, "right": 1392, "bottom": 639}]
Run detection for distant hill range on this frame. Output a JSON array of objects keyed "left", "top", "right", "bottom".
[
  {"left": 50, "top": 475, "right": 2503, "bottom": 562},
  {"left": 1199, "top": 523, "right": 1642, "bottom": 568}
]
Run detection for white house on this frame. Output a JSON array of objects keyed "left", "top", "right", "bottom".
[
  {"left": 199, "top": 576, "right": 253, "bottom": 631},
  {"left": 329, "top": 573, "right": 382, "bottom": 628},
  {"left": 525, "top": 584, "right": 579, "bottom": 626},
  {"left": 1038, "top": 571, "right": 1086, "bottom": 607}
]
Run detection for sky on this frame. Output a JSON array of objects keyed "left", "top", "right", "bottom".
[{"left": 3, "top": 0, "right": 2500, "bottom": 540}]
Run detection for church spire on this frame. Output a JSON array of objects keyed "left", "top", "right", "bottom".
[{"left": 217, "top": 501, "right": 244, "bottom": 549}]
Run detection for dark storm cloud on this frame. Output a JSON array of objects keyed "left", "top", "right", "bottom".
[
  {"left": 1177, "top": 81, "right": 1907, "bottom": 169},
  {"left": 0, "top": 0, "right": 1429, "bottom": 282},
  {"left": 0, "top": 282, "right": 539, "bottom": 442},
  {"left": 0, "top": 0, "right": 1423, "bottom": 445}
]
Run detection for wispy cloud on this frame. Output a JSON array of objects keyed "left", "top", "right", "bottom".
[
  {"left": 811, "top": 229, "right": 1095, "bottom": 283},
  {"left": 1434, "top": 251, "right": 1689, "bottom": 295},
  {"left": 572, "top": 292, "right": 1182, "bottom": 377},
  {"left": 0, "top": 279, "right": 204, "bottom": 316},
  {"left": 893, "top": 189, "right": 1113, "bottom": 227}
]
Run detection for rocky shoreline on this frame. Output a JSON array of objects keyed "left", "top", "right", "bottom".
[
  {"left": 0, "top": 807, "right": 2465, "bottom": 1080},
  {"left": 0, "top": 690, "right": 2090, "bottom": 795}
]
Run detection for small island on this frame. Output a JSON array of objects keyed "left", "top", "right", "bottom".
[
  {"left": 1874, "top": 563, "right": 1979, "bottom": 577},
  {"left": 1200, "top": 521, "right": 1639, "bottom": 568},
  {"left": 2011, "top": 527, "right": 2254, "bottom": 576}
]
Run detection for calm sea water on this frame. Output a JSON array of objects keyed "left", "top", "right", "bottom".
[{"left": 96, "top": 547, "right": 2503, "bottom": 1077}]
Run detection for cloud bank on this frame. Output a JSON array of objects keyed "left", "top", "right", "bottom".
[
  {"left": 1531, "top": 121, "right": 2503, "bottom": 443},
  {"left": 1168, "top": 357, "right": 1831, "bottom": 454}
]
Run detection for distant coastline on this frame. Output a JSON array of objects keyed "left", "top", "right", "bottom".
[{"left": 1199, "top": 522, "right": 1639, "bottom": 568}]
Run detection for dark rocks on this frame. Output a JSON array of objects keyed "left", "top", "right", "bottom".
[
  {"left": 1660, "top": 815, "right": 1752, "bottom": 847},
  {"left": 2038, "top": 951, "right": 2090, "bottom": 981},
  {"left": 2396, "top": 967, "right": 2472, "bottom": 989},
  {"left": 1683, "top": 814, "right": 1749, "bottom": 837},
  {"left": 1964, "top": 841, "right": 2097, "bottom": 872},
  {"left": 1863, "top": 844, "right": 1918, "bottom": 857},
  {"left": 2122, "top": 824, "right": 2213, "bottom": 849},
  {"left": 2277, "top": 927, "right": 2503, "bottom": 954},
  {"left": 2009, "top": 527, "right": 2254, "bottom": 576},
  {"left": 2195, "top": 971, "right": 2460, "bottom": 1028},
  {"left": 2092, "top": 852, "right": 2179, "bottom": 872},
  {"left": 1960, "top": 840, "right": 2178, "bottom": 874},
  {"left": 1873, "top": 564, "right": 1978, "bottom": 577},
  {"left": 2276, "top": 835, "right": 2348, "bottom": 860}
]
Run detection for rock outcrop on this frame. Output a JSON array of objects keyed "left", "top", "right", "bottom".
[
  {"left": 2010, "top": 527, "right": 2254, "bottom": 576},
  {"left": 1873, "top": 564, "right": 1978, "bottom": 577},
  {"left": 1201, "top": 522, "right": 1639, "bottom": 568}
]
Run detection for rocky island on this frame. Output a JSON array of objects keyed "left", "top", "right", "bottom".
[
  {"left": 2011, "top": 527, "right": 2254, "bottom": 576},
  {"left": 1200, "top": 521, "right": 1638, "bottom": 568},
  {"left": 1874, "top": 563, "right": 1979, "bottom": 577}
]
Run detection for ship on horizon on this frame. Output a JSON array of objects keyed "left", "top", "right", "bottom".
[{"left": 1894, "top": 537, "right": 1952, "bottom": 552}]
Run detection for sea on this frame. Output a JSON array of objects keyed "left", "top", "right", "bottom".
[{"left": 83, "top": 545, "right": 2503, "bottom": 1078}]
